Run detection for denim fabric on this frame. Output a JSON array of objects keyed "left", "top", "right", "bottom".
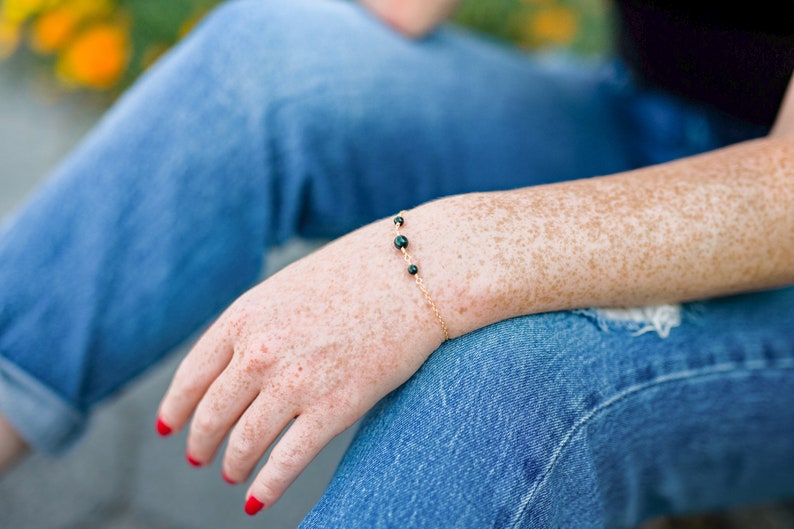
[
  {"left": 0, "top": 0, "right": 787, "bottom": 525},
  {"left": 303, "top": 292, "right": 794, "bottom": 528}
]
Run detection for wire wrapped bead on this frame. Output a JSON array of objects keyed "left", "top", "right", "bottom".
[{"left": 392, "top": 210, "right": 449, "bottom": 341}]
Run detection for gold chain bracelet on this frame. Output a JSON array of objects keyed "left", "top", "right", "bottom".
[{"left": 393, "top": 212, "right": 449, "bottom": 341}]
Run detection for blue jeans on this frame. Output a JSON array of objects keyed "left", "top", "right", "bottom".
[
  {"left": 302, "top": 297, "right": 794, "bottom": 528},
  {"left": 0, "top": 0, "right": 790, "bottom": 526}
]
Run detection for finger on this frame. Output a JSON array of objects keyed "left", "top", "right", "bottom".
[
  {"left": 184, "top": 359, "right": 264, "bottom": 466},
  {"left": 156, "top": 322, "right": 234, "bottom": 435},
  {"left": 243, "top": 413, "right": 346, "bottom": 515},
  {"left": 221, "top": 391, "right": 296, "bottom": 484}
]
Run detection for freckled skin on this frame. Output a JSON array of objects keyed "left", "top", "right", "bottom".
[
  {"left": 415, "top": 138, "right": 794, "bottom": 336},
  {"left": 156, "top": 111, "right": 794, "bottom": 509}
]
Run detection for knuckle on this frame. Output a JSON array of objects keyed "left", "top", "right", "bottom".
[
  {"left": 171, "top": 364, "right": 200, "bottom": 397},
  {"left": 190, "top": 412, "right": 220, "bottom": 437},
  {"left": 232, "top": 339, "right": 275, "bottom": 375},
  {"left": 241, "top": 350, "right": 273, "bottom": 373},
  {"left": 255, "top": 480, "right": 281, "bottom": 504},
  {"left": 226, "top": 436, "right": 258, "bottom": 465},
  {"left": 216, "top": 308, "right": 250, "bottom": 342},
  {"left": 268, "top": 449, "right": 301, "bottom": 478}
]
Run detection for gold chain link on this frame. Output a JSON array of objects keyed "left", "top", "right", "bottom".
[{"left": 393, "top": 212, "right": 450, "bottom": 341}]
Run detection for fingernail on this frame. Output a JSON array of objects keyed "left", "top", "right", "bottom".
[
  {"left": 222, "top": 470, "right": 236, "bottom": 485},
  {"left": 244, "top": 496, "right": 264, "bottom": 516},
  {"left": 155, "top": 417, "right": 172, "bottom": 436},
  {"left": 186, "top": 453, "right": 202, "bottom": 467}
]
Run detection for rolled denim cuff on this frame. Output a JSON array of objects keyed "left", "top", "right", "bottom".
[{"left": 0, "top": 356, "right": 86, "bottom": 454}]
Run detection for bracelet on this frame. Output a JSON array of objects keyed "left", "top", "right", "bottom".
[{"left": 393, "top": 212, "right": 450, "bottom": 341}]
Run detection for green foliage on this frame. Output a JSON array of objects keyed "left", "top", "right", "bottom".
[
  {"left": 454, "top": 0, "right": 613, "bottom": 55},
  {"left": 1, "top": 0, "right": 613, "bottom": 93}
]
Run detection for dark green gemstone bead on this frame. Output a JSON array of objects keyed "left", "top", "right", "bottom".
[
  {"left": 394, "top": 235, "right": 408, "bottom": 249},
  {"left": 408, "top": 264, "right": 418, "bottom": 275},
  {"left": 393, "top": 216, "right": 404, "bottom": 226}
]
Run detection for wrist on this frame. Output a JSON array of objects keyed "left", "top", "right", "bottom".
[{"left": 401, "top": 193, "right": 523, "bottom": 339}]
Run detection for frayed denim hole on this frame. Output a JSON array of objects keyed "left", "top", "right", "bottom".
[{"left": 572, "top": 304, "right": 683, "bottom": 338}]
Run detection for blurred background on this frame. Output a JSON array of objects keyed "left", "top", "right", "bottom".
[
  {"left": 0, "top": 0, "right": 793, "bottom": 527},
  {"left": 0, "top": 0, "right": 612, "bottom": 94}
]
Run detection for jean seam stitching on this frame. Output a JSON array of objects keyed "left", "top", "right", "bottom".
[{"left": 508, "top": 359, "right": 794, "bottom": 528}]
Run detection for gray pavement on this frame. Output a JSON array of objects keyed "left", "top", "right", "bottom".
[{"left": 1, "top": 57, "right": 793, "bottom": 529}]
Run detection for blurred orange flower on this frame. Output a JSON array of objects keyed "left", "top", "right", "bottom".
[
  {"left": 529, "top": 5, "right": 579, "bottom": 46},
  {"left": 28, "top": 0, "right": 112, "bottom": 54},
  {"left": 29, "top": 5, "right": 78, "bottom": 52},
  {"left": 56, "top": 20, "right": 129, "bottom": 89},
  {"left": 1, "top": 0, "right": 606, "bottom": 92}
]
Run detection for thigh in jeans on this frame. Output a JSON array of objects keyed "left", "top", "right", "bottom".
[
  {"left": 0, "top": 0, "right": 641, "bottom": 453},
  {"left": 301, "top": 288, "right": 794, "bottom": 528}
]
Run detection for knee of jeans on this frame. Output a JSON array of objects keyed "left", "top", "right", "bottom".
[
  {"left": 411, "top": 312, "right": 605, "bottom": 449},
  {"left": 413, "top": 307, "right": 688, "bottom": 471},
  {"left": 368, "top": 314, "right": 611, "bottom": 527},
  {"left": 418, "top": 313, "right": 653, "bottom": 528},
  {"left": 185, "top": 0, "right": 379, "bottom": 98}
]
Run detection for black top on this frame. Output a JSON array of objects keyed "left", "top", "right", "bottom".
[{"left": 614, "top": 0, "right": 794, "bottom": 126}]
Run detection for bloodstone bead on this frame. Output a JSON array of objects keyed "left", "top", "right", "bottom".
[
  {"left": 394, "top": 216, "right": 404, "bottom": 226},
  {"left": 408, "top": 264, "right": 418, "bottom": 275},
  {"left": 394, "top": 235, "right": 408, "bottom": 249}
]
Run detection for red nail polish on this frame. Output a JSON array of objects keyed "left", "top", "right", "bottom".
[
  {"left": 244, "top": 496, "right": 264, "bottom": 516},
  {"left": 155, "top": 418, "right": 172, "bottom": 437},
  {"left": 221, "top": 470, "right": 236, "bottom": 485},
  {"left": 186, "top": 454, "right": 202, "bottom": 467}
]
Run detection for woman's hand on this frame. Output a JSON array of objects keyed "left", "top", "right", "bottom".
[
  {"left": 155, "top": 217, "right": 451, "bottom": 514},
  {"left": 359, "top": 0, "right": 463, "bottom": 38},
  {"left": 155, "top": 120, "right": 794, "bottom": 514}
]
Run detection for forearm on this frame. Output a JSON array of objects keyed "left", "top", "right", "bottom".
[{"left": 403, "top": 136, "right": 794, "bottom": 338}]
